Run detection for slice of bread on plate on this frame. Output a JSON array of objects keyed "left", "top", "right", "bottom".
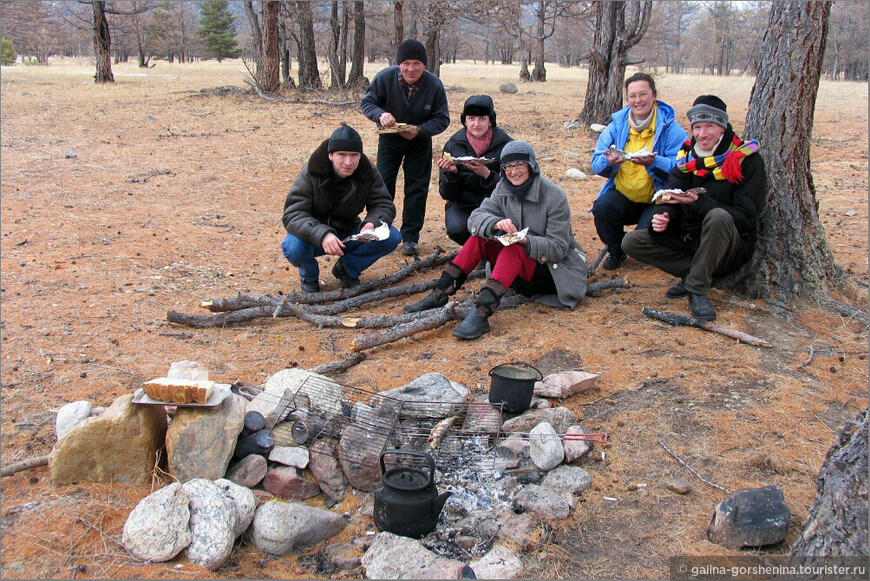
[{"left": 142, "top": 377, "right": 215, "bottom": 404}]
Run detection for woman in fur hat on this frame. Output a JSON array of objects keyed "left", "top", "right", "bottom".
[{"left": 437, "top": 94, "right": 514, "bottom": 245}]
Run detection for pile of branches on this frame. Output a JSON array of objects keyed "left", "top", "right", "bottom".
[{"left": 167, "top": 248, "right": 631, "bottom": 353}]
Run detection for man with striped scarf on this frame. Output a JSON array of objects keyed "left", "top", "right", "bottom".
[{"left": 622, "top": 95, "right": 767, "bottom": 322}]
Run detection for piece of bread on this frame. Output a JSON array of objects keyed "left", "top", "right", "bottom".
[{"left": 142, "top": 377, "right": 215, "bottom": 404}]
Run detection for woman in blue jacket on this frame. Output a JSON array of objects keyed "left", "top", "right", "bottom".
[{"left": 590, "top": 73, "right": 687, "bottom": 270}]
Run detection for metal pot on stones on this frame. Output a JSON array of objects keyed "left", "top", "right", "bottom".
[{"left": 488, "top": 362, "right": 542, "bottom": 414}]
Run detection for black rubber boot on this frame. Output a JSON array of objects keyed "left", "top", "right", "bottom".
[
  {"left": 403, "top": 262, "right": 467, "bottom": 313},
  {"left": 452, "top": 281, "right": 505, "bottom": 340}
]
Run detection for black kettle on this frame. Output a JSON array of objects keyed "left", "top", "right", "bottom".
[{"left": 373, "top": 450, "right": 451, "bottom": 539}]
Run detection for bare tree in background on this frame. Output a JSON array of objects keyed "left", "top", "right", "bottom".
[
  {"left": 90, "top": 1, "right": 114, "bottom": 82},
  {"left": 346, "top": 0, "right": 366, "bottom": 87},
  {"left": 260, "top": 1, "right": 280, "bottom": 91},
  {"left": 734, "top": 2, "right": 849, "bottom": 302},
  {"left": 393, "top": 1, "right": 404, "bottom": 61},
  {"left": 293, "top": 0, "right": 321, "bottom": 88},
  {"left": 576, "top": 1, "right": 651, "bottom": 125},
  {"left": 421, "top": 1, "right": 456, "bottom": 77},
  {"left": 529, "top": 1, "right": 578, "bottom": 82}
]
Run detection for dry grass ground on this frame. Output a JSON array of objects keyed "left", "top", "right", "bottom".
[{"left": 0, "top": 58, "right": 867, "bottom": 579}]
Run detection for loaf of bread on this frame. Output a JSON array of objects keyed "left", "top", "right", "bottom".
[{"left": 142, "top": 377, "right": 215, "bottom": 404}]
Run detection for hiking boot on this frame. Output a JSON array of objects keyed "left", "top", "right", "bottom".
[
  {"left": 452, "top": 307, "right": 491, "bottom": 340},
  {"left": 666, "top": 279, "right": 688, "bottom": 299},
  {"left": 688, "top": 293, "right": 716, "bottom": 322},
  {"left": 300, "top": 278, "right": 321, "bottom": 293},
  {"left": 332, "top": 259, "right": 360, "bottom": 289},
  {"left": 452, "top": 281, "right": 504, "bottom": 340},
  {"left": 401, "top": 241, "right": 419, "bottom": 256},
  {"left": 403, "top": 263, "right": 468, "bottom": 313},
  {"left": 602, "top": 253, "right": 627, "bottom": 270}
]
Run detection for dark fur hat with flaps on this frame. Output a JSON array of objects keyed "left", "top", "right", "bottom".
[
  {"left": 328, "top": 123, "right": 363, "bottom": 154},
  {"left": 461, "top": 94, "right": 497, "bottom": 127}
]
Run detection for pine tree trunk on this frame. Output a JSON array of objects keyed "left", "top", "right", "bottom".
[
  {"left": 577, "top": 1, "right": 651, "bottom": 125},
  {"left": 729, "top": 2, "right": 844, "bottom": 301},
  {"left": 425, "top": 28, "right": 440, "bottom": 77},
  {"left": 346, "top": 0, "right": 365, "bottom": 87},
  {"left": 92, "top": 1, "right": 114, "bottom": 83},
  {"left": 329, "top": 1, "right": 342, "bottom": 88},
  {"left": 531, "top": 4, "right": 547, "bottom": 82},
  {"left": 297, "top": 0, "right": 321, "bottom": 89},
  {"left": 394, "top": 1, "right": 404, "bottom": 63},
  {"left": 260, "top": 1, "right": 280, "bottom": 93},
  {"left": 789, "top": 410, "right": 868, "bottom": 560}
]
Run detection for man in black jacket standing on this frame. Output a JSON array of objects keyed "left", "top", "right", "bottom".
[
  {"left": 281, "top": 124, "right": 401, "bottom": 293},
  {"left": 438, "top": 95, "right": 513, "bottom": 245},
  {"left": 622, "top": 95, "right": 767, "bottom": 322},
  {"left": 361, "top": 39, "right": 450, "bottom": 256}
]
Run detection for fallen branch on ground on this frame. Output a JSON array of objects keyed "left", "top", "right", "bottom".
[
  {"left": 658, "top": 438, "right": 729, "bottom": 493},
  {"left": 308, "top": 353, "right": 367, "bottom": 375},
  {"left": 1, "top": 455, "right": 49, "bottom": 477},
  {"left": 243, "top": 77, "right": 358, "bottom": 106},
  {"left": 587, "top": 246, "right": 608, "bottom": 277},
  {"left": 797, "top": 344, "right": 816, "bottom": 369},
  {"left": 824, "top": 297, "right": 868, "bottom": 327},
  {"left": 641, "top": 307, "right": 771, "bottom": 347}
]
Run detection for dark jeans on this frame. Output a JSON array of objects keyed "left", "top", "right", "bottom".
[
  {"left": 377, "top": 134, "right": 433, "bottom": 244},
  {"left": 621, "top": 208, "right": 741, "bottom": 294},
  {"left": 281, "top": 226, "right": 402, "bottom": 282},
  {"left": 444, "top": 201, "right": 475, "bottom": 246},
  {"left": 592, "top": 187, "right": 658, "bottom": 257}
]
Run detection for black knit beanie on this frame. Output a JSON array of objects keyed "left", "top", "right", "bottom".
[
  {"left": 687, "top": 95, "right": 729, "bottom": 129},
  {"left": 396, "top": 39, "right": 427, "bottom": 66},
  {"left": 328, "top": 123, "right": 363, "bottom": 153}
]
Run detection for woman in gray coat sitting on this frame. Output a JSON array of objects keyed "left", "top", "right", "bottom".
[{"left": 404, "top": 141, "right": 588, "bottom": 339}]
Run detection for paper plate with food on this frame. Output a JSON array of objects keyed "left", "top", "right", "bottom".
[
  {"left": 652, "top": 187, "right": 706, "bottom": 204},
  {"left": 342, "top": 221, "right": 391, "bottom": 243},
  {"left": 442, "top": 152, "right": 494, "bottom": 165},
  {"left": 495, "top": 227, "right": 529, "bottom": 246},
  {"left": 608, "top": 145, "right": 654, "bottom": 163}
]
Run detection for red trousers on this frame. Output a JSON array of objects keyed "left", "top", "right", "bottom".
[{"left": 453, "top": 236, "right": 538, "bottom": 289}]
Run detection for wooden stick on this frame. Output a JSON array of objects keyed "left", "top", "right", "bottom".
[
  {"left": 797, "top": 344, "right": 815, "bottom": 369},
  {"left": 658, "top": 438, "right": 729, "bottom": 493},
  {"left": 352, "top": 304, "right": 460, "bottom": 352},
  {"left": 1, "top": 455, "right": 49, "bottom": 477},
  {"left": 308, "top": 353, "right": 367, "bottom": 375},
  {"left": 641, "top": 307, "right": 771, "bottom": 347},
  {"left": 587, "top": 246, "right": 608, "bottom": 277}
]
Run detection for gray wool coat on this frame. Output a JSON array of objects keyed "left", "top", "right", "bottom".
[{"left": 467, "top": 175, "right": 588, "bottom": 308}]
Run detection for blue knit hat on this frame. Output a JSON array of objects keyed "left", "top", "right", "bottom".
[{"left": 500, "top": 140, "right": 539, "bottom": 174}]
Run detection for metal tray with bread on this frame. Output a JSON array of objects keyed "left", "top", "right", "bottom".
[{"left": 133, "top": 381, "right": 232, "bottom": 407}]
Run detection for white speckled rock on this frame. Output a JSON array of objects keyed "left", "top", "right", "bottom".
[
  {"left": 122, "top": 483, "right": 191, "bottom": 562},
  {"left": 214, "top": 478, "right": 256, "bottom": 538},
  {"left": 181, "top": 479, "right": 237, "bottom": 571}
]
